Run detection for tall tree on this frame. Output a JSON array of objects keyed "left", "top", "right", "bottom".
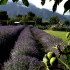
[
  {"left": 0, "top": 10, "right": 8, "bottom": 25},
  {"left": 16, "top": 14, "right": 23, "bottom": 18},
  {"left": 49, "top": 16, "right": 59, "bottom": 25},
  {"left": 33, "top": 16, "right": 42, "bottom": 25},
  {"left": 63, "top": 20, "right": 70, "bottom": 25},
  {"left": 26, "top": 11, "right": 36, "bottom": 21}
]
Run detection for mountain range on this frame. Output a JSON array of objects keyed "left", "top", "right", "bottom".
[
  {"left": 0, "top": 1, "right": 70, "bottom": 21},
  {"left": 64, "top": 15, "right": 70, "bottom": 20}
]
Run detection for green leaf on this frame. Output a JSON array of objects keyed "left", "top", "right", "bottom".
[
  {"left": 54, "top": 0, "right": 63, "bottom": 5},
  {"left": 0, "top": 0, "right": 8, "bottom": 5},
  {"left": 63, "top": 9, "right": 68, "bottom": 15},
  {"left": 12, "top": 0, "right": 19, "bottom": 3},
  {"left": 49, "top": 0, "right": 52, "bottom": 1},
  {"left": 41, "top": 0, "right": 45, "bottom": 6},
  {"left": 52, "top": 2, "right": 57, "bottom": 12},
  {"left": 63, "top": 0, "right": 70, "bottom": 14},
  {"left": 12, "top": 0, "right": 15, "bottom": 2},
  {"left": 41, "top": 1, "right": 45, "bottom": 6},
  {"left": 59, "top": 0, "right": 63, "bottom": 3},
  {"left": 22, "top": 0, "right": 29, "bottom": 6}
]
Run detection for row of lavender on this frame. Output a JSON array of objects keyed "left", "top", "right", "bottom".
[
  {"left": 3, "top": 27, "right": 45, "bottom": 70},
  {"left": 0, "top": 25, "right": 24, "bottom": 64},
  {"left": 11, "top": 27, "right": 42, "bottom": 58},
  {"left": 3, "top": 27, "right": 66, "bottom": 70},
  {"left": 31, "top": 27, "right": 66, "bottom": 55}
]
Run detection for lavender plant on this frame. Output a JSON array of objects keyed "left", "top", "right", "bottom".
[
  {"left": 0, "top": 25, "right": 23, "bottom": 64},
  {"left": 31, "top": 27, "right": 66, "bottom": 55},
  {"left": 11, "top": 27, "right": 41, "bottom": 59},
  {"left": 4, "top": 55, "right": 45, "bottom": 70}
]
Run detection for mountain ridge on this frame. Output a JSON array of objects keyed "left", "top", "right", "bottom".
[{"left": 0, "top": 2, "right": 69, "bottom": 21}]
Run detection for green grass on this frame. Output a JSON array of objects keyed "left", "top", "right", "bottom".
[{"left": 44, "top": 30, "right": 68, "bottom": 43}]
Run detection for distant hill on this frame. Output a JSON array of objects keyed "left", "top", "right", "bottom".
[
  {"left": 64, "top": 15, "right": 70, "bottom": 21},
  {"left": 0, "top": 2, "right": 69, "bottom": 21}
]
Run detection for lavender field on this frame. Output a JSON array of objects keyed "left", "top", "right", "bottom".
[{"left": 0, "top": 26, "right": 66, "bottom": 70}]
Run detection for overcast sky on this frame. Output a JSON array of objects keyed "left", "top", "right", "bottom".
[{"left": 9, "top": 0, "right": 70, "bottom": 15}]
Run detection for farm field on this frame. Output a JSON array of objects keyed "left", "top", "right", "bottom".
[
  {"left": 0, "top": 26, "right": 68, "bottom": 70},
  {"left": 44, "top": 30, "right": 68, "bottom": 43}
]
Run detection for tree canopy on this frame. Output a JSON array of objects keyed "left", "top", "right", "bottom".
[
  {"left": 49, "top": 16, "right": 59, "bottom": 24},
  {"left": 0, "top": 0, "right": 70, "bottom": 14}
]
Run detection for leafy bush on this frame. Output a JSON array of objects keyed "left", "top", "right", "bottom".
[
  {"left": 50, "top": 25, "right": 70, "bottom": 31},
  {"left": 25, "top": 21, "right": 35, "bottom": 25},
  {"left": 42, "top": 21, "right": 50, "bottom": 26},
  {"left": 35, "top": 25, "right": 48, "bottom": 30},
  {"left": 50, "top": 25, "right": 58, "bottom": 31}
]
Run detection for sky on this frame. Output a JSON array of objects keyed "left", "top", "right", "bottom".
[{"left": 9, "top": 0, "right": 70, "bottom": 15}]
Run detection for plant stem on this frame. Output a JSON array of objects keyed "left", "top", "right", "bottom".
[{"left": 58, "top": 58, "right": 70, "bottom": 70}]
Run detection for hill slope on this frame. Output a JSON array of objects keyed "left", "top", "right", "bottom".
[{"left": 0, "top": 2, "right": 69, "bottom": 21}]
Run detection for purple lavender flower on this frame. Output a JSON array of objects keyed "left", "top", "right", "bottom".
[
  {"left": 31, "top": 27, "right": 66, "bottom": 55},
  {"left": 11, "top": 27, "right": 41, "bottom": 59},
  {"left": 0, "top": 25, "right": 23, "bottom": 63},
  {"left": 4, "top": 55, "right": 45, "bottom": 70}
]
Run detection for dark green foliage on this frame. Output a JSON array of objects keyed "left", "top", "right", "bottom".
[
  {"left": 63, "top": 0, "right": 70, "bottom": 14},
  {"left": 62, "top": 20, "right": 70, "bottom": 26},
  {"left": 0, "top": 10, "right": 8, "bottom": 25},
  {"left": 63, "top": 45, "right": 70, "bottom": 67},
  {"left": 0, "top": 0, "right": 8, "bottom": 5},
  {"left": 16, "top": 14, "right": 23, "bottom": 18},
  {"left": 33, "top": 16, "right": 42, "bottom": 25},
  {"left": 35, "top": 25, "right": 48, "bottom": 30},
  {"left": 50, "top": 25, "right": 58, "bottom": 31},
  {"left": 22, "top": 0, "right": 29, "bottom": 7},
  {"left": 52, "top": 1, "right": 57, "bottom": 12},
  {"left": 50, "top": 25, "right": 70, "bottom": 31},
  {"left": 52, "top": 0, "right": 63, "bottom": 12},
  {"left": 27, "top": 11, "right": 35, "bottom": 18},
  {"left": 24, "top": 21, "right": 35, "bottom": 25},
  {"left": 42, "top": 21, "right": 50, "bottom": 26},
  {"left": 12, "top": 0, "right": 19, "bottom": 3},
  {"left": 49, "top": 16, "right": 59, "bottom": 25},
  {"left": 26, "top": 11, "right": 36, "bottom": 21},
  {"left": 41, "top": 0, "right": 45, "bottom": 6},
  {"left": 0, "top": 10, "right": 8, "bottom": 20}
]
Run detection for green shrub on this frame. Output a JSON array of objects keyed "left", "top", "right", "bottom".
[
  {"left": 50, "top": 25, "right": 70, "bottom": 31},
  {"left": 36, "top": 25, "right": 48, "bottom": 30},
  {"left": 50, "top": 25, "right": 58, "bottom": 31}
]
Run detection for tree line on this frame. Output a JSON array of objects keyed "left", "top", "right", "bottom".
[{"left": 0, "top": 10, "right": 70, "bottom": 26}]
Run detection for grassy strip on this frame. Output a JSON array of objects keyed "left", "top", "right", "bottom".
[
  {"left": 44, "top": 30, "right": 68, "bottom": 43},
  {"left": 44, "top": 30, "right": 70, "bottom": 68},
  {"left": 30, "top": 28, "right": 45, "bottom": 60}
]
